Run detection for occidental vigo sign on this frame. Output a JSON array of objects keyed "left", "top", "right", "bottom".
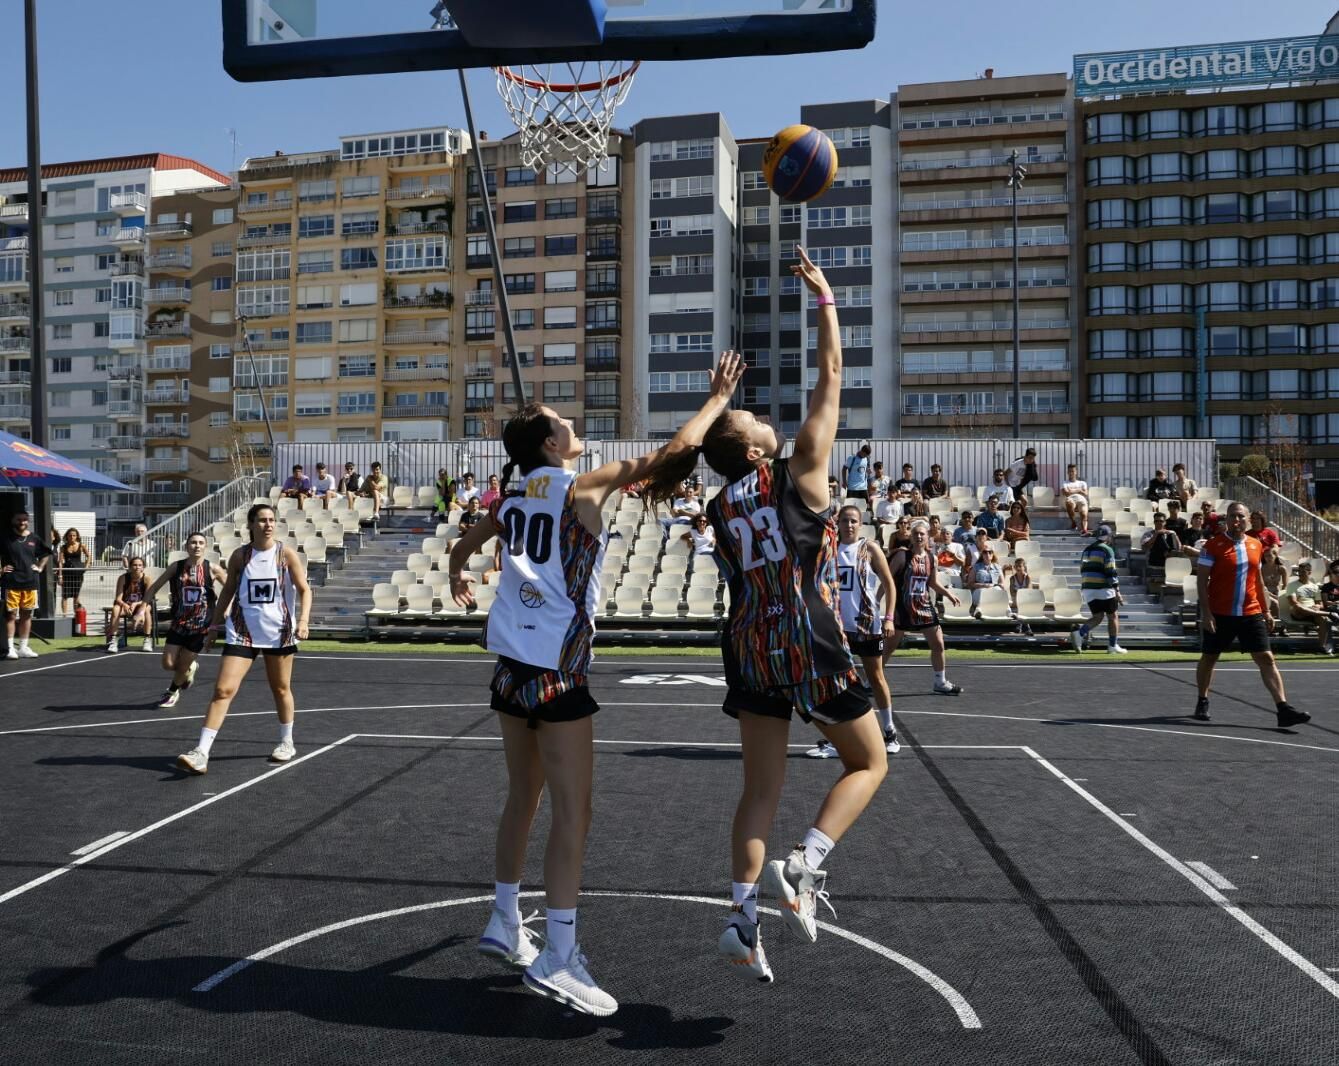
[{"left": 1075, "top": 34, "right": 1339, "bottom": 96}]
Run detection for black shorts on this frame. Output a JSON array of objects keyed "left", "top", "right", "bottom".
[
  {"left": 894, "top": 606, "right": 941, "bottom": 632},
  {"left": 490, "top": 655, "right": 599, "bottom": 726},
  {"left": 1203, "top": 614, "right": 1271, "bottom": 655},
  {"left": 165, "top": 628, "right": 207, "bottom": 654},
  {"left": 1086, "top": 594, "right": 1119, "bottom": 616},
  {"left": 723, "top": 671, "right": 872, "bottom": 726},
  {"left": 845, "top": 632, "right": 885, "bottom": 659},
  {"left": 222, "top": 644, "right": 298, "bottom": 660}
]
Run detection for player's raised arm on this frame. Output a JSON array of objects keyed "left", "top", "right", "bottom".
[{"left": 787, "top": 246, "right": 840, "bottom": 506}]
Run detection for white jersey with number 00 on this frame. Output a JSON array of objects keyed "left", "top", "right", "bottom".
[{"left": 836, "top": 538, "right": 880, "bottom": 635}]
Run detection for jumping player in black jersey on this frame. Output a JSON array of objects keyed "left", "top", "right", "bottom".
[
  {"left": 683, "top": 248, "right": 887, "bottom": 983},
  {"left": 146, "top": 532, "right": 226, "bottom": 708}
]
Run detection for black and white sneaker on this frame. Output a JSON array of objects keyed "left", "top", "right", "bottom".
[
  {"left": 932, "top": 680, "right": 962, "bottom": 696},
  {"left": 717, "top": 912, "right": 773, "bottom": 983},
  {"left": 883, "top": 729, "right": 901, "bottom": 754},
  {"left": 805, "top": 739, "right": 838, "bottom": 759}
]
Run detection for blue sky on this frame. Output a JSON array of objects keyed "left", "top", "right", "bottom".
[{"left": 0, "top": 2, "right": 1326, "bottom": 173}]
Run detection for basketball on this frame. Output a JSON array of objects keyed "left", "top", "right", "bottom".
[{"left": 761, "top": 124, "right": 838, "bottom": 203}]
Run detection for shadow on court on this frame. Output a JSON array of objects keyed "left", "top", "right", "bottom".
[
  {"left": 621, "top": 746, "right": 740, "bottom": 762},
  {"left": 32, "top": 753, "right": 255, "bottom": 779},
  {"left": 1042, "top": 714, "right": 1304, "bottom": 735},
  {"left": 42, "top": 701, "right": 165, "bottom": 713}
]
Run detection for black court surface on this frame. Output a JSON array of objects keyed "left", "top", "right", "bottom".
[{"left": 1, "top": 649, "right": 1336, "bottom": 1065}]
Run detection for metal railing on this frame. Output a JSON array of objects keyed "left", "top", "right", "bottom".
[
  {"left": 144, "top": 389, "right": 188, "bottom": 405},
  {"left": 145, "top": 286, "right": 190, "bottom": 303},
  {"left": 384, "top": 293, "right": 453, "bottom": 310},
  {"left": 387, "top": 221, "right": 448, "bottom": 236},
  {"left": 382, "top": 367, "right": 450, "bottom": 381},
  {"left": 385, "top": 330, "right": 450, "bottom": 345},
  {"left": 0, "top": 337, "right": 31, "bottom": 352},
  {"left": 901, "top": 194, "right": 1069, "bottom": 211},
  {"left": 900, "top": 108, "right": 1067, "bottom": 129},
  {"left": 145, "top": 252, "right": 191, "bottom": 270},
  {"left": 137, "top": 473, "right": 270, "bottom": 570},
  {"left": 0, "top": 404, "right": 30, "bottom": 418},
  {"left": 106, "top": 435, "right": 143, "bottom": 450},
  {"left": 110, "top": 228, "right": 146, "bottom": 243},
  {"left": 146, "top": 322, "right": 190, "bottom": 338},
  {"left": 901, "top": 319, "right": 1068, "bottom": 334},
  {"left": 145, "top": 221, "right": 192, "bottom": 238},
  {"left": 146, "top": 352, "right": 191, "bottom": 371},
  {"left": 1223, "top": 477, "right": 1337, "bottom": 563},
  {"left": 109, "top": 191, "right": 147, "bottom": 212},
  {"left": 0, "top": 203, "right": 29, "bottom": 220},
  {"left": 382, "top": 404, "right": 450, "bottom": 419},
  {"left": 901, "top": 152, "right": 1067, "bottom": 172},
  {"left": 902, "top": 354, "right": 1070, "bottom": 375},
  {"left": 902, "top": 235, "right": 1068, "bottom": 251},
  {"left": 386, "top": 185, "right": 451, "bottom": 201},
  {"left": 0, "top": 299, "right": 30, "bottom": 318},
  {"left": 142, "top": 424, "right": 190, "bottom": 439},
  {"left": 903, "top": 277, "right": 1067, "bottom": 292},
  {"left": 903, "top": 400, "right": 1071, "bottom": 416},
  {"left": 145, "top": 455, "right": 189, "bottom": 472},
  {"left": 0, "top": 370, "right": 31, "bottom": 384}
]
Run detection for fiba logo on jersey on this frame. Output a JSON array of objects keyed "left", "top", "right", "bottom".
[
  {"left": 248, "top": 579, "right": 276, "bottom": 604},
  {"left": 518, "top": 581, "right": 545, "bottom": 609}
]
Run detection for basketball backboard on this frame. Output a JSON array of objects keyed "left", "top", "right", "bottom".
[{"left": 222, "top": 0, "right": 876, "bottom": 81}]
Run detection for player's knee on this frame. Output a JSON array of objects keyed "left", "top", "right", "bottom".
[{"left": 212, "top": 683, "right": 239, "bottom": 701}]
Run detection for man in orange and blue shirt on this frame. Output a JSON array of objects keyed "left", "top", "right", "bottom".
[{"left": 1194, "top": 501, "right": 1309, "bottom": 728}]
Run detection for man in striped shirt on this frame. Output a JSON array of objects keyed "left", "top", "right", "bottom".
[
  {"left": 1194, "top": 501, "right": 1309, "bottom": 728},
  {"left": 1070, "top": 525, "right": 1127, "bottom": 654}
]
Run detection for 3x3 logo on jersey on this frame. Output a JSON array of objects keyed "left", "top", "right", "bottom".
[{"left": 247, "top": 579, "right": 277, "bottom": 605}]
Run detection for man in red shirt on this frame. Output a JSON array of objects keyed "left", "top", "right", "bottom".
[
  {"left": 1246, "top": 510, "right": 1281, "bottom": 552},
  {"left": 1195, "top": 502, "right": 1309, "bottom": 728}
]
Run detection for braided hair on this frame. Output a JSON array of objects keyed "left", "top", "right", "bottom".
[{"left": 499, "top": 403, "right": 558, "bottom": 494}]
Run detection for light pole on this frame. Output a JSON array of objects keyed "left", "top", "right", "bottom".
[{"left": 1007, "top": 149, "right": 1027, "bottom": 439}]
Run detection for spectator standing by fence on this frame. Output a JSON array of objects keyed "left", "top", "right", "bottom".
[
  {"left": 1007, "top": 447, "right": 1039, "bottom": 501},
  {"left": 841, "top": 443, "right": 871, "bottom": 498},
  {"left": 480, "top": 474, "right": 502, "bottom": 509},
  {"left": 2, "top": 510, "right": 51, "bottom": 660},
  {"left": 121, "top": 523, "right": 156, "bottom": 570},
  {"left": 1194, "top": 502, "right": 1308, "bottom": 727},
  {"left": 1171, "top": 463, "right": 1198, "bottom": 505},
  {"left": 921, "top": 464, "right": 948, "bottom": 500},
  {"left": 56, "top": 528, "right": 89, "bottom": 618}
]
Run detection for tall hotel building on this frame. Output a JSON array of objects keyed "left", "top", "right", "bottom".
[
  {"left": 0, "top": 154, "right": 229, "bottom": 538},
  {"left": 891, "top": 73, "right": 1076, "bottom": 439}
]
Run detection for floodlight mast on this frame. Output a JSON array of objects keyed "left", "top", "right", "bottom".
[{"left": 1007, "top": 149, "right": 1027, "bottom": 439}]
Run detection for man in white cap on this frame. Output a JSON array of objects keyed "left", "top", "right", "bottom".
[{"left": 1071, "top": 524, "right": 1127, "bottom": 654}]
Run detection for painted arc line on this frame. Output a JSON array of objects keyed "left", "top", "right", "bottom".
[
  {"left": 0, "top": 736, "right": 356, "bottom": 907},
  {"left": 1185, "top": 861, "right": 1238, "bottom": 892},
  {"left": 192, "top": 889, "right": 982, "bottom": 1031},
  {"left": 1022, "top": 746, "right": 1339, "bottom": 1002},
  {"left": 70, "top": 831, "right": 129, "bottom": 856}
]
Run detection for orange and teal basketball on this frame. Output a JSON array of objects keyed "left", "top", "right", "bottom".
[{"left": 762, "top": 124, "right": 838, "bottom": 203}]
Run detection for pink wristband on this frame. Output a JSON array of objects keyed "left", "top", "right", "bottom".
[{"left": 816, "top": 294, "right": 836, "bottom": 306}]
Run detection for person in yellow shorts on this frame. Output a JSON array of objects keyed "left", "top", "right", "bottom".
[{"left": 2, "top": 510, "right": 52, "bottom": 660}]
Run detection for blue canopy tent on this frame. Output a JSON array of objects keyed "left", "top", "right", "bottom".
[{"left": 0, "top": 429, "right": 131, "bottom": 492}]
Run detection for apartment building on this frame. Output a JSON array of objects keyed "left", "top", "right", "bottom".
[
  {"left": 1078, "top": 75, "right": 1339, "bottom": 499},
  {"left": 0, "top": 154, "right": 229, "bottom": 539},
  {"left": 461, "top": 130, "right": 635, "bottom": 440},
  {"left": 892, "top": 73, "right": 1076, "bottom": 439},
  {"left": 736, "top": 101, "right": 894, "bottom": 438}
]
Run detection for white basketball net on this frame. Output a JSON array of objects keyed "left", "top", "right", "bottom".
[{"left": 494, "top": 61, "right": 640, "bottom": 173}]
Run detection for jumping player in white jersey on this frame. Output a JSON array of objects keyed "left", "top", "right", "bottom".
[
  {"left": 696, "top": 248, "right": 887, "bottom": 985},
  {"left": 808, "top": 505, "right": 899, "bottom": 759},
  {"left": 146, "top": 531, "right": 226, "bottom": 708},
  {"left": 448, "top": 352, "right": 744, "bottom": 1017},
  {"left": 176, "top": 504, "right": 311, "bottom": 775}
]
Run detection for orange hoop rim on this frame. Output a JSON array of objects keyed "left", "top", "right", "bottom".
[{"left": 494, "top": 60, "right": 641, "bottom": 93}]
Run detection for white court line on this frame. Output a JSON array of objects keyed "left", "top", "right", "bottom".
[
  {"left": 191, "top": 889, "right": 982, "bottom": 1030},
  {"left": 353, "top": 733, "right": 1018, "bottom": 751},
  {"left": 1023, "top": 746, "right": 1339, "bottom": 1003},
  {"left": 0, "top": 703, "right": 491, "bottom": 736},
  {"left": 1185, "top": 861, "right": 1238, "bottom": 892},
  {"left": 0, "top": 736, "right": 355, "bottom": 906},
  {"left": 70, "top": 831, "right": 129, "bottom": 856},
  {"left": 0, "top": 655, "right": 129, "bottom": 680}
]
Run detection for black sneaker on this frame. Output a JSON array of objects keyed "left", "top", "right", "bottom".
[
  {"left": 1276, "top": 704, "right": 1310, "bottom": 729},
  {"left": 1193, "top": 698, "right": 1211, "bottom": 721}
]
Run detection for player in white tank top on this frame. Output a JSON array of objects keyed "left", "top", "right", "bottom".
[
  {"left": 446, "top": 354, "right": 744, "bottom": 1017},
  {"left": 175, "top": 503, "right": 312, "bottom": 778}
]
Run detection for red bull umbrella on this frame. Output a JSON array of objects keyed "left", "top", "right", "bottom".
[{"left": 0, "top": 429, "right": 131, "bottom": 491}]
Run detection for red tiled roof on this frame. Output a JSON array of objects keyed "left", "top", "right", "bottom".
[{"left": 0, "top": 153, "right": 229, "bottom": 186}]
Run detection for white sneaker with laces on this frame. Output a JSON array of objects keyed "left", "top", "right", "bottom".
[
  {"left": 106, "top": 638, "right": 119, "bottom": 655},
  {"left": 523, "top": 944, "right": 618, "bottom": 1016},
  {"left": 805, "top": 739, "right": 838, "bottom": 759},
  {"left": 176, "top": 748, "right": 208, "bottom": 775},
  {"left": 1070, "top": 628, "right": 1084, "bottom": 653},
  {"left": 932, "top": 680, "right": 963, "bottom": 696},
  {"left": 883, "top": 728, "right": 901, "bottom": 754},
  {"left": 1107, "top": 644, "right": 1129, "bottom": 655},
  {"left": 158, "top": 688, "right": 181, "bottom": 709},
  {"left": 16, "top": 644, "right": 38, "bottom": 658},
  {"left": 763, "top": 849, "right": 834, "bottom": 944},
  {"left": 718, "top": 913, "right": 773, "bottom": 983},
  {"left": 184, "top": 660, "right": 199, "bottom": 689},
  {"left": 4, "top": 646, "right": 18, "bottom": 660},
  {"left": 142, "top": 637, "right": 153, "bottom": 652},
  {"left": 269, "top": 738, "right": 297, "bottom": 763},
  {"left": 478, "top": 908, "right": 543, "bottom": 970}
]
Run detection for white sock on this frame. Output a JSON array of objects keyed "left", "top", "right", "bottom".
[
  {"left": 17, "top": 639, "right": 28, "bottom": 650},
  {"left": 731, "top": 881, "right": 759, "bottom": 925},
  {"left": 495, "top": 881, "right": 522, "bottom": 924},
  {"left": 877, "top": 706, "right": 894, "bottom": 731},
  {"left": 934, "top": 670, "right": 947, "bottom": 686},
  {"left": 799, "top": 827, "right": 836, "bottom": 871},
  {"left": 546, "top": 907, "right": 577, "bottom": 960},
  {"left": 197, "top": 727, "right": 219, "bottom": 755},
  {"left": 278, "top": 720, "right": 294, "bottom": 743}
]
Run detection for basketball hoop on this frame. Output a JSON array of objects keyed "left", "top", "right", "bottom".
[{"left": 494, "top": 60, "right": 640, "bottom": 173}]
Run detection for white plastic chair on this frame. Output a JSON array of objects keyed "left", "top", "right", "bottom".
[
  {"left": 416, "top": 486, "right": 437, "bottom": 508},
  {"left": 406, "top": 553, "right": 432, "bottom": 578},
  {"left": 977, "top": 586, "right": 1012, "bottom": 620},
  {"left": 1051, "top": 588, "right": 1086, "bottom": 622},
  {"left": 404, "top": 586, "right": 434, "bottom": 615},
  {"left": 1163, "top": 556, "right": 1192, "bottom": 592},
  {"left": 368, "top": 582, "right": 399, "bottom": 615},
  {"left": 1015, "top": 588, "right": 1047, "bottom": 621},
  {"left": 1032, "top": 486, "right": 1056, "bottom": 508},
  {"left": 649, "top": 587, "right": 682, "bottom": 617}
]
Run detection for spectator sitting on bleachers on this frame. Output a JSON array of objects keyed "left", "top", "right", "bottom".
[
  {"left": 1003, "top": 499, "right": 1030, "bottom": 547},
  {"left": 1247, "top": 510, "right": 1281, "bottom": 551},
  {"left": 1319, "top": 560, "right": 1339, "bottom": 655},
  {"left": 1007, "top": 557, "right": 1034, "bottom": 635},
  {"left": 1171, "top": 462, "right": 1198, "bottom": 504},
  {"left": 904, "top": 486, "right": 930, "bottom": 518},
  {"left": 1141, "top": 513, "right": 1182, "bottom": 592},
  {"left": 874, "top": 483, "right": 901, "bottom": 542},
  {"left": 887, "top": 515, "right": 913, "bottom": 553},
  {"left": 921, "top": 464, "right": 948, "bottom": 499},
  {"left": 1146, "top": 468, "right": 1173, "bottom": 502},
  {"left": 479, "top": 473, "right": 502, "bottom": 509},
  {"left": 312, "top": 463, "right": 339, "bottom": 508},
  {"left": 1180, "top": 512, "right": 1207, "bottom": 558},
  {"left": 937, "top": 539, "right": 963, "bottom": 573},
  {"left": 660, "top": 484, "right": 702, "bottom": 536},
  {"left": 482, "top": 538, "right": 504, "bottom": 585},
  {"left": 827, "top": 476, "right": 841, "bottom": 506},
  {"left": 967, "top": 545, "right": 1004, "bottom": 615},
  {"left": 432, "top": 469, "right": 454, "bottom": 517},
  {"left": 1199, "top": 500, "right": 1221, "bottom": 536},
  {"left": 458, "top": 496, "right": 485, "bottom": 531},
  {"left": 928, "top": 514, "right": 950, "bottom": 547},
  {"left": 360, "top": 462, "right": 389, "bottom": 518},
  {"left": 986, "top": 468, "right": 1014, "bottom": 507},
  {"left": 952, "top": 509, "right": 977, "bottom": 547},
  {"left": 1260, "top": 545, "right": 1287, "bottom": 620},
  {"left": 1282, "top": 562, "right": 1327, "bottom": 645},
  {"left": 338, "top": 462, "right": 363, "bottom": 509},
  {"left": 974, "top": 495, "right": 1006, "bottom": 537},
  {"left": 1164, "top": 498, "right": 1189, "bottom": 541},
  {"left": 965, "top": 527, "right": 991, "bottom": 570},
  {"left": 680, "top": 513, "right": 716, "bottom": 561},
  {"left": 866, "top": 462, "right": 890, "bottom": 509},
  {"left": 893, "top": 464, "right": 919, "bottom": 510},
  {"left": 280, "top": 464, "right": 314, "bottom": 511},
  {"left": 1061, "top": 464, "right": 1091, "bottom": 535},
  {"left": 453, "top": 472, "right": 480, "bottom": 509}
]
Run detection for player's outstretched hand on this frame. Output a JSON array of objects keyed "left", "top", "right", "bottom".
[
  {"left": 709, "top": 350, "right": 744, "bottom": 402},
  {"left": 791, "top": 245, "right": 832, "bottom": 298},
  {"left": 451, "top": 572, "right": 477, "bottom": 608}
]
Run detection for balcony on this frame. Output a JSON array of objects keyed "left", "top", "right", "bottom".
[
  {"left": 386, "top": 184, "right": 451, "bottom": 202},
  {"left": 0, "top": 298, "right": 29, "bottom": 322},
  {"left": 145, "top": 251, "right": 191, "bottom": 271},
  {"left": 237, "top": 304, "right": 289, "bottom": 319},
  {"left": 585, "top": 318, "right": 621, "bottom": 336},
  {"left": 465, "top": 361, "right": 493, "bottom": 379},
  {"left": 143, "top": 423, "right": 190, "bottom": 439},
  {"left": 106, "top": 434, "right": 143, "bottom": 450},
  {"left": 109, "top": 227, "right": 146, "bottom": 246},
  {"left": 899, "top": 151, "right": 1067, "bottom": 172},
  {"left": 110, "top": 260, "right": 146, "bottom": 279},
  {"left": 237, "top": 233, "right": 290, "bottom": 248},
  {"left": 107, "top": 359, "right": 143, "bottom": 380},
  {"left": 584, "top": 354, "right": 620, "bottom": 372},
  {"left": 901, "top": 235, "right": 1068, "bottom": 252},
  {"left": 464, "top": 397, "right": 494, "bottom": 412},
  {"left": 384, "top": 330, "right": 450, "bottom": 345},
  {"left": 902, "top": 354, "right": 1070, "bottom": 375},
  {"left": 465, "top": 324, "right": 494, "bottom": 341},
  {"left": 0, "top": 336, "right": 31, "bottom": 355},
  {"left": 106, "top": 504, "right": 145, "bottom": 521},
  {"left": 382, "top": 403, "right": 450, "bottom": 419},
  {"left": 143, "top": 491, "right": 192, "bottom": 508},
  {"left": 106, "top": 398, "right": 143, "bottom": 416},
  {"left": 109, "top": 328, "right": 144, "bottom": 352},
  {"left": 387, "top": 220, "right": 448, "bottom": 237},
  {"left": 109, "top": 191, "right": 148, "bottom": 214},
  {"left": 900, "top": 319, "right": 1068, "bottom": 334},
  {"left": 242, "top": 336, "right": 288, "bottom": 351},
  {"left": 465, "top": 254, "right": 492, "bottom": 270},
  {"left": 239, "top": 199, "right": 293, "bottom": 217},
  {"left": 113, "top": 468, "right": 143, "bottom": 487},
  {"left": 0, "top": 270, "right": 27, "bottom": 291},
  {"left": 584, "top": 391, "right": 620, "bottom": 410},
  {"left": 383, "top": 293, "right": 453, "bottom": 310},
  {"left": 146, "top": 320, "right": 190, "bottom": 339},
  {"left": 341, "top": 222, "right": 380, "bottom": 239},
  {"left": 145, "top": 220, "right": 193, "bottom": 239},
  {"left": 0, "top": 370, "right": 31, "bottom": 386},
  {"left": 146, "top": 351, "right": 191, "bottom": 371},
  {"left": 382, "top": 366, "right": 450, "bottom": 382},
  {"left": 586, "top": 245, "right": 620, "bottom": 263},
  {"left": 145, "top": 388, "right": 188, "bottom": 405},
  {"left": 900, "top": 107, "right": 1067, "bottom": 130},
  {"left": 901, "top": 399, "right": 1070, "bottom": 416},
  {"left": 145, "top": 454, "right": 189, "bottom": 473},
  {"left": 464, "top": 290, "right": 494, "bottom": 306},
  {"left": 586, "top": 197, "right": 621, "bottom": 222},
  {"left": 900, "top": 194, "right": 1068, "bottom": 213},
  {"left": 0, "top": 203, "right": 29, "bottom": 223},
  {"left": 902, "top": 277, "right": 1068, "bottom": 293},
  {"left": 0, "top": 404, "right": 30, "bottom": 419},
  {"left": 145, "top": 286, "right": 191, "bottom": 304},
  {"left": 586, "top": 279, "right": 620, "bottom": 297}
]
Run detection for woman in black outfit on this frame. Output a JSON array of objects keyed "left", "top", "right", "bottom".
[{"left": 57, "top": 528, "right": 89, "bottom": 617}]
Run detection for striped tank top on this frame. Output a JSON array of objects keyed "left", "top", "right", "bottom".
[
  {"left": 836, "top": 538, "right": 880, "bottom": 636},
  {"left": 170, "top": 559, "right": 216, "bottom": 634}
]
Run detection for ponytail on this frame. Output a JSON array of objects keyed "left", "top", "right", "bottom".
[
  {"left": 640, "top": 446, "right": 703, "bottom": 512},
  {"left": 500, "top": 403, "right": 556, "bottom": 494},
  {"left": 499, "top": 459, "right": 518, "bottom": 496}
]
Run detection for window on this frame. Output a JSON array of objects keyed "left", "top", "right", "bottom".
[
  {"left": 503, "top": 236, "right": 535, "bottom": 258},
  {"left": 209, "top": 411, "right": 229, "bottom": 427},
  {"left": 543, "top": 380, "right": 576, "bottom": 403},
  {"left": 649, "top": 371, "right": 711, "bottom": 393},
  {"left": 385, "top": 237, "right": 447, "bottom": 272},
  {"left": 295, "top": 355, "right": 333, "bottom": 380},
  {"left": 742, "top": 170, "right": 766, "bottom": 190},
  {"left": 211, "top": 276, "right": 232, "bottom": 291},
  {"left": 544, "top": 234, "right": 577, "bottom": 256},
  {"left": 743, "top": 277, "right": 769, "bottom": 297},
  {"left": 54, "top": 223, "right": 74, "bottom": 240},
  {"left": 505, "top": 166, "right": 536, "bottom": 186},
  {"left": 510, "top": 308, "right": 534, "bottom": 330},
  {"left": 339, "top": 354, "right": 375, "bottom": 377},
  {"left": 207, "top": 376, "right": 229, "bottom": 393},
  {"left": 299, "top": 214, "right": 334, "bottom": 239},
  {"left": 545, "top": 197, "right": 577, "bottom": 220},
  {"left": 807, "top": 205, "right": 871, "bottom": 228},
  {"left": 544, "top": 269, "right": 576, "bottom": 293},
  {"left": 338, "top": 318, "right": 376, "bottom": 343},
  {"left": 503, "top": 200, "right": 537, "bottom": 223},
  {"left": 54, "top": 257, "right": 74, "bottom": 274},
  {"left": 1086, "top": 156, "right": 1134, "bottom": 186},
  {"left": 648, "top": 333, "right": 712, "bottom": 353},
  {"left": 297, "top": 250, "right": 334, "bottom": 275},
  {"left": 586, "top": 301, "right": 619, "bottom": 330},
  {"left": 296, "top": 321, "right": 332, "bottom": 345},
  {"left": 236, "top": 284, "right": 290, "bottom": 316},
  {"left": 543, "top": 343, "right": 577, "bottom": 365},
  {"left": 340, "top": 247, "right": 377, "bottom": 271},
  {"left": 341, "top": 175, "right": 380, "bottom": 198},
  {"left": 542, "top": 306, "right": 577, "bottom": 330},
  {"left": 211, "top": 207, "right": 235, "bottom": 225},
  {"left": 295, "top": 392, "right": 332, "bottom": 417},
  {"left": 742, "top": 206, "right": 770, "bottom": 226},
  {"left": 651, "top": 175, "right": 712, "bottom": 199},
  {"left": 237, "top": 249, "right": 290, "bottom": 281},
  {"left": 51, "top": 324, "right": 72, "bottom": 341},
  {"left": 52, "top": 289, "right": 74, "bottom": 307},
  {"left": 648, "top": 138, "right": 713, "bottom": 161},
  {"left": 824, "top": 127, "right": 870, "bottom": 148}
]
